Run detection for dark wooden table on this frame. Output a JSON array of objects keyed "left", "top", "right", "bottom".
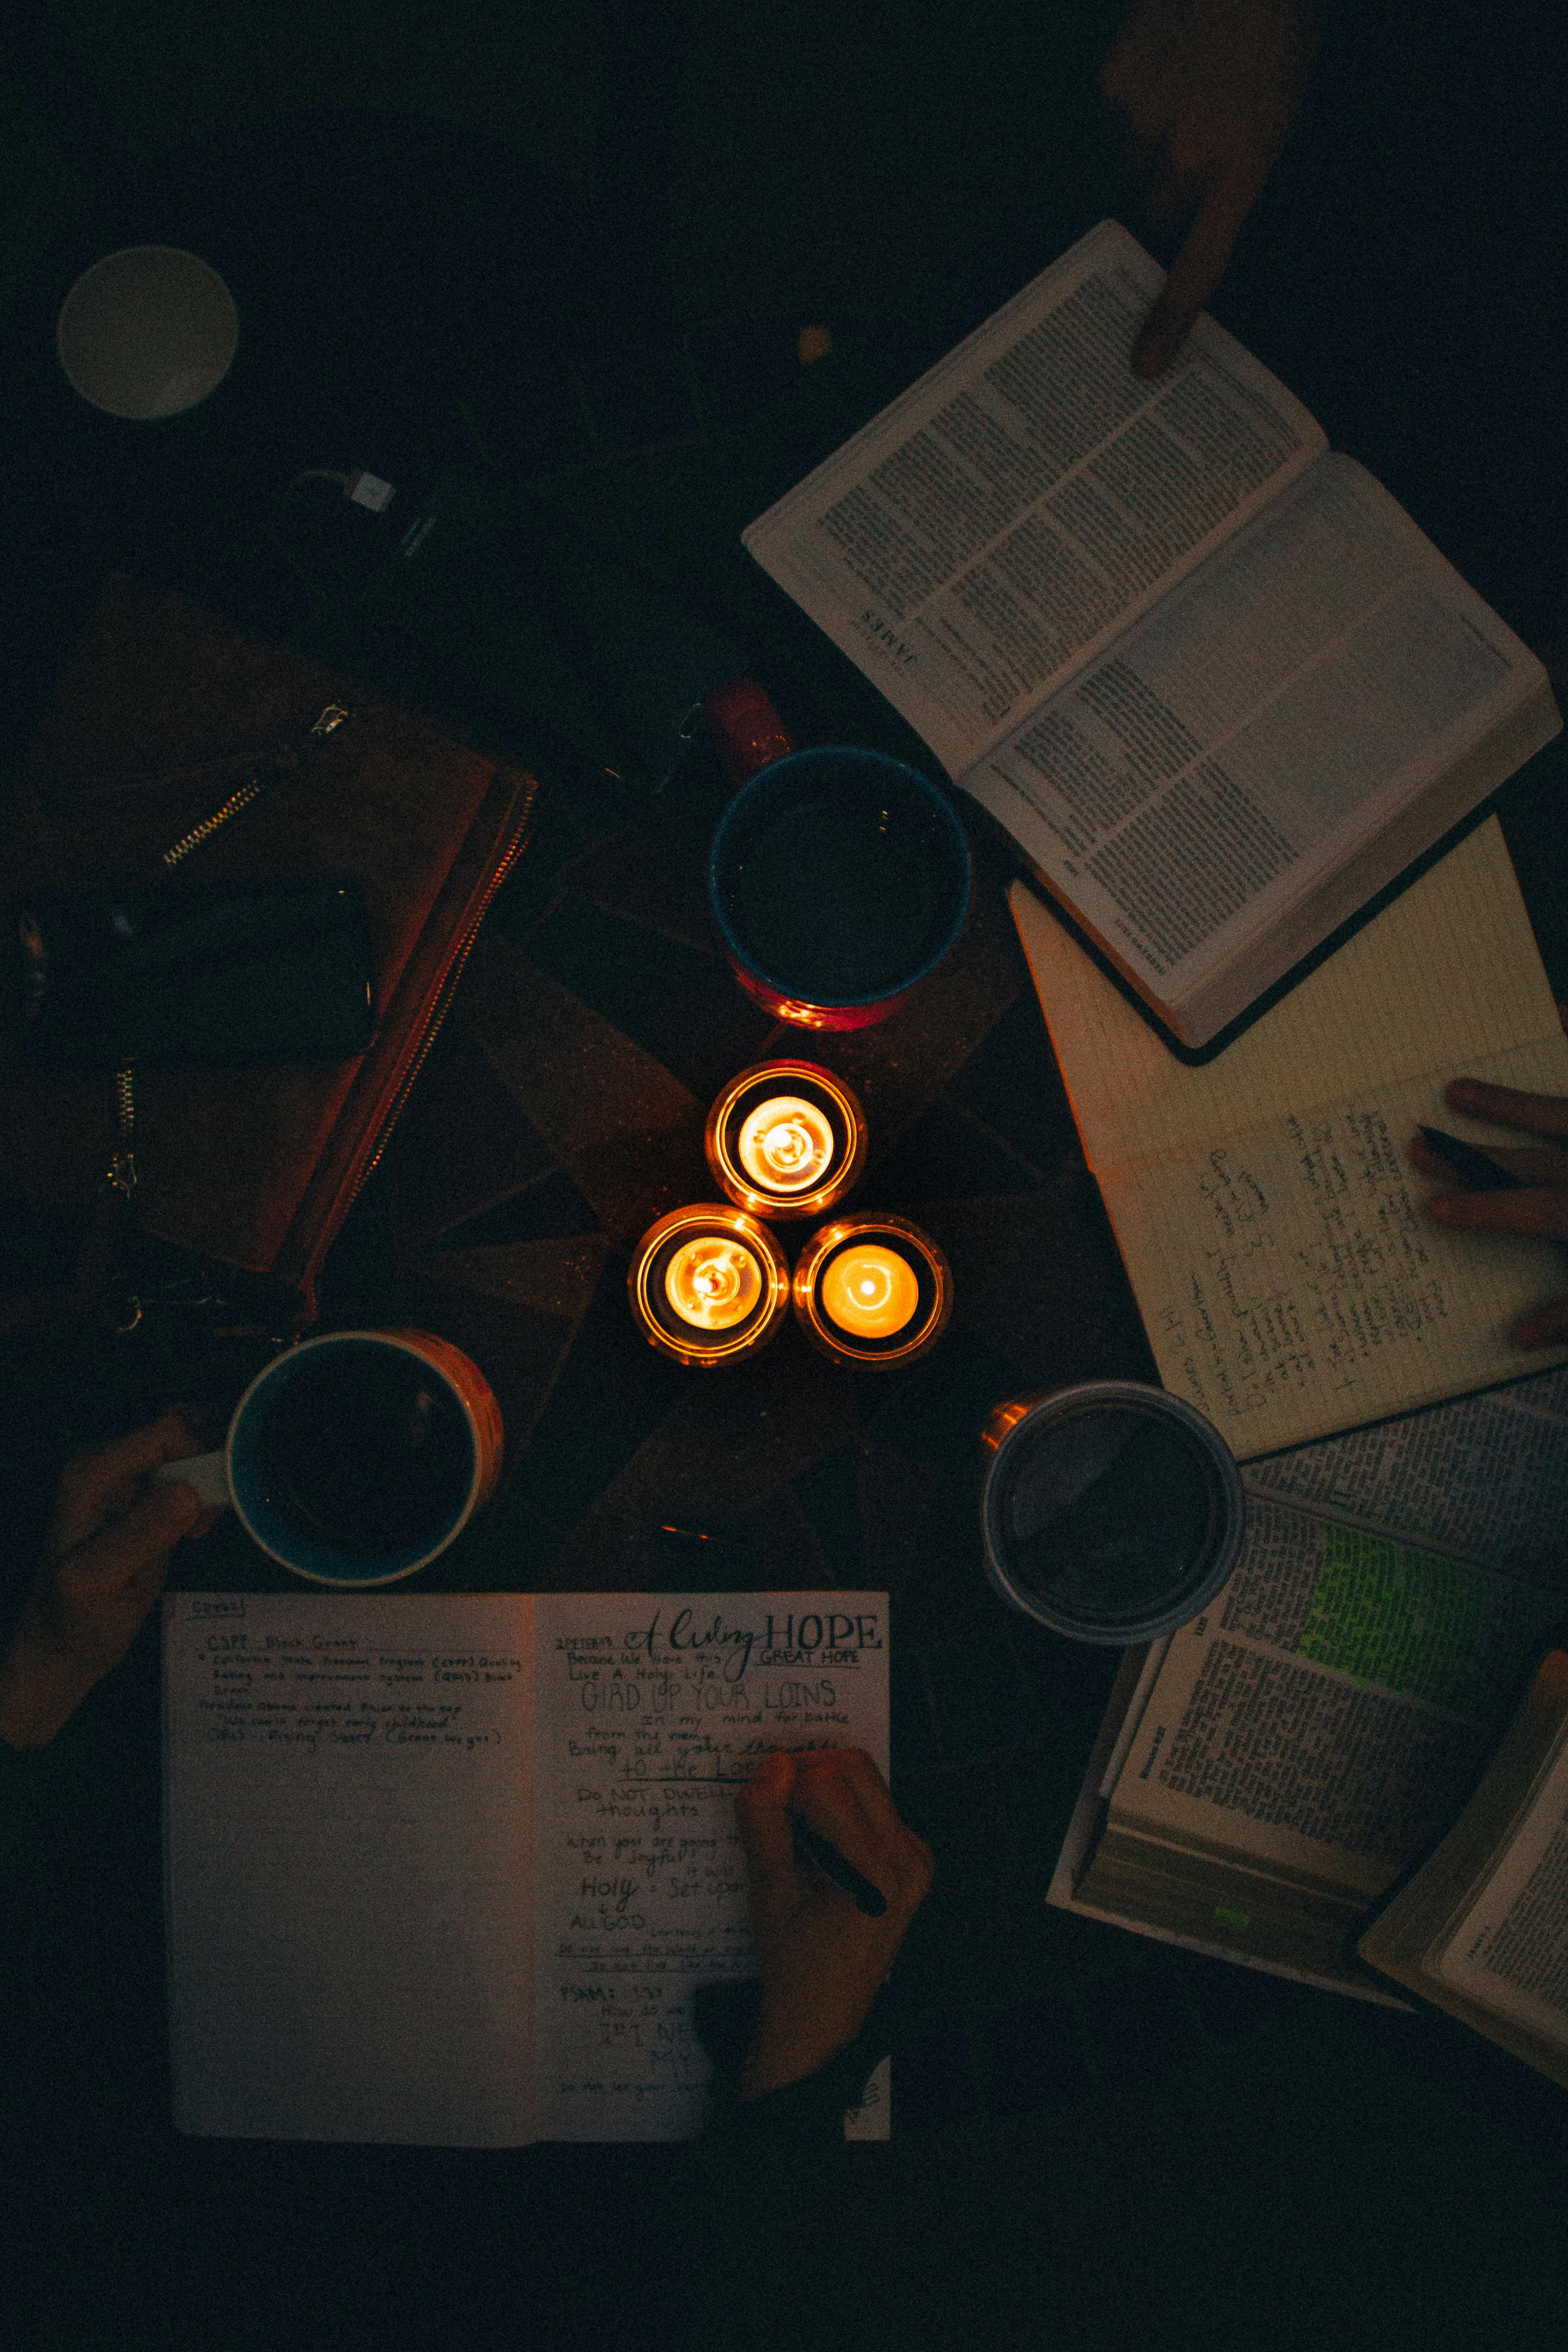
[
  {"left": 171, "top": 704, "right": 1150, "bottom": 1873},
  {"left": 9, "top": 84, "right": 1568, "bottom": 2331}
]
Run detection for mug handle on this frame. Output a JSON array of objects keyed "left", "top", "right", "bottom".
[
  {"left": 702, "top": 676, "right": 794, "bottom": 785},
  {"left": 151, "top": 1448, "right": 230, "bottom": 1512}
]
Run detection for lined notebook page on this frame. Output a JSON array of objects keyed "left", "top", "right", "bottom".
[
  {"left": 528, "top": 1593, "right": 891, "bottom": 2142},
  {"left": 164, "top": 1592, "right": 536, "bottom": 2145},
  {"left": 1010, "top": 819, "right": 1564, "bottom": 1173},
  {"left": 1010, "top": 819, "right": 1568, "bottom": 1454}
]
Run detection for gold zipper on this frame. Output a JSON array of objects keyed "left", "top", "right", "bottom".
[
  {"left": 108, "top": 1061, "right": 137, "bottom": 1194},
  {"left": 98, "top": 723, "right": 537, "bottom": 1326},
  {"left": 342, "top": 777, "right": 541, "bottom": 1205},
  {"left": 103, "top": 704, "right": 358, "bottom": 1192},
  {"left": 160, "top": 704, "right": 352, "bottom": 869}
]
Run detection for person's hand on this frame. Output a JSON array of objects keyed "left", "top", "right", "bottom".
[
  {"left": 0, "top": 1409, "right": 222, "bottom": 1749},
  {"left": 1099, "top": 0, "right": 1325, "bottom": 377},
  {"left": 733, "top": 1745, "right": 933, "bottom": 2097},
  {"left": 1412, "top": 1076, "right": 1568, "bottom": 1348}
]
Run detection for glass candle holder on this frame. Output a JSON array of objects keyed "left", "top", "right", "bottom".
[
  {"left": 628, "top": 1204, "right": 791, "bottom": 1368},
  {"left": 704, "top": 1061, "right": 867, "bottom": 1221},
  {"left": 792, "top": 1214, "right": 953, "bottom": 1370}
]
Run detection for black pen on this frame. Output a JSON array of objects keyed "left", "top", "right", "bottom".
[
  {"left": 791, "top": 1815, "right": 888, "bottom": 1918},
  {"left": 1417, "top": 1125, "right": 1529, "bottom": 1193}
]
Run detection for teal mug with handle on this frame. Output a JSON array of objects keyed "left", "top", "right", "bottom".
[{"left": 155, "top": 1328, "right": 503, "bottom": 1586}]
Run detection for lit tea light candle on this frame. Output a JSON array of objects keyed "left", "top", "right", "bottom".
[
  {"left": 792, "top": 1212, "right": 952, "bottom": 1369},
  {"left": 704, "top": 1061, "right": 867, "bottom": 1221},
  {"left": 631, "top": 1204, "right": 789, "bottom": 1367},
  {"left": 736, "top": 1096, "right": 836, "bottom": 1194},
  {"left": 820, "top": 1245, "right": 919, "bottom": 1338},
  {"left": 664, "top": 1236, "right": 762, "bottom": 1330}
]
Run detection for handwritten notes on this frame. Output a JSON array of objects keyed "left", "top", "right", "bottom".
[
  {"left": 162, "top": 1590, "right": 889, "bottom": 2146},
  {"left": 530, "top": 1594, "right": 889, "bottom": 2141},
  {"left": 1110, "top": 1064, "right": 1568, "bottom": 1456},
  {"left": 1009, "top": 817, "right": 1568, "bottom": 1452},
  {"left": 163, "top": 1591, "right": 538, "bottom": 2145}
]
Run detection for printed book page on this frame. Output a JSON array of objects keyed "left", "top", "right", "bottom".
[
  {"left": 743, "top": 217, "right": 1325, "bottom": 779},
  {"left": 529, "top": 1593, "right": 891, "bottom": 2142},
  {"left": 1047, "top": 1646, "right": 1410, "bottom": 2004},
  {"left": 1107, "top": 1504, "right": 1568, "bottom": 1904},
  {"left": 1243, "top": 1368, "right": 1568, "bottom": 1576},
  {"left": 1433, "top": 1731, "right": 1568, "bottom": 2049},
  {"left": 163, "top": 1592, "right": 537, "bottom": 2146},
  {"left": 973, "top": 457, "right": 1550, "bottom": 1008},
  {"left": 1010, "top": 818, "right": 1563, "bottom": 1173}
]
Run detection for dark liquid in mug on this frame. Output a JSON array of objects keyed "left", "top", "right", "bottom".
[
  {"left": 723, "top": 763, "right": 957, "bottom": 999},
  {"left": 257, "top": 1349, "right": 474, "bottom": 1556},
  {"left": 998, "top": 1407, "right": 1218, "bottom": 1623}
]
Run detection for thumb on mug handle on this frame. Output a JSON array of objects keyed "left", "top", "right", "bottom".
[{"left": 151, "top": 1449, "right": 231, "bottom": 1512}]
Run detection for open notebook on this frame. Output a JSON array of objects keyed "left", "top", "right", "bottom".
[
  {"left": 1011, "top": 817, "right": 1568, "bottom": 1456},
  {"left": 163, "top": 1590, "right": 891, "bottom": 2145}
]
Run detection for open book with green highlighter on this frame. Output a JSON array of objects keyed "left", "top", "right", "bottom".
[
  {"left": 743, "top": 219, "right": 1561, "bottom": 1050},
  {"left": 1049, "top": 1370, "right": 1568, "bottom": 2024}
]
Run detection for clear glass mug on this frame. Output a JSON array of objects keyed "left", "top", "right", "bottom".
[{"left": 979, "top": 1381, "right": 1246, "bottom": 1643}]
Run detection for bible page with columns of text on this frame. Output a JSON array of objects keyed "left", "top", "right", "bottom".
[
  {"left": 971, "top": 453, "right": 1550, "bottom": 1025},
  {"left": 742, "top": 216, "right": 1325, "bottom": 780}
]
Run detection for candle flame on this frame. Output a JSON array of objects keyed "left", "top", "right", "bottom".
[
  {"left": 664, "top": 1236, "right": 763, "bottom": 1330},
  {"left": 820, "top": 1245, "right": 919, "bottom": 1338},
  {"left": 736, "top": 1095, "right": 835, "bottom": 1194}
]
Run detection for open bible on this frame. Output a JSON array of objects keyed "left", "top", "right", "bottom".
[
  {"left": 1048, "top": 1371, "right": 1568, "bottom": 2000},
  {"left": 1359, "top": 1648, "right": 1568, "bottom": 2087},
  {"left": 742, "top": 219, "right": 1562, "bottom": 1049},
  {"left": 162, "top": 1588, "right": 890, "bottom": 2145}
]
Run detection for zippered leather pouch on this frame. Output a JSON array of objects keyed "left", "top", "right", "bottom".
[{"left": 0, "top": 571, "right": 538, "bottom": 1327}]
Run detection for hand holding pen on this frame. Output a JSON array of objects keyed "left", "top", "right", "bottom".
[
  {"left": 1412, "top": 1058, "right": 1568, "bottom": 1349},
  {"left": 733, "top": 1746, "right": 933, "bottom": 2098}
]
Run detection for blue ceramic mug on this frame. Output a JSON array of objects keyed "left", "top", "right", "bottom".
[
  {"left": 154, "top": 1329, "right": 504, "bottom": 1586},
  {"left": 704, "top": 678, "right": 972, "bottom": 1030}
]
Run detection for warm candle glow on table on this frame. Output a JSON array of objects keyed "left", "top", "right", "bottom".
[
  {"left": 820, "top": 1246, "right": 919, "bottom": 1338},
  {"left": 664, "top": 1236, "right": 762, "bottom": 1330},
  {"left": 736, "top": 1096, "right": 835, "bottom": 1193}
]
